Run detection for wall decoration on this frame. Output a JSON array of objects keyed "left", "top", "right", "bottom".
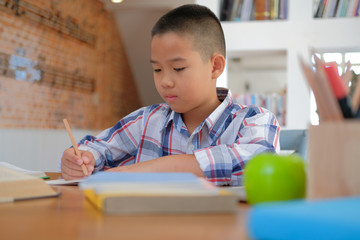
[
  {"left": 0, "top": 0, "right": 141, "bottom": 129},
  {"left": 0, "top": 51, "right": 94, "bottom": 92},
  {"left": 0, "top": 0, "right": 96, "bottom": 46}
]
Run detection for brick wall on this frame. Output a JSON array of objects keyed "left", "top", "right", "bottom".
[{"left": 0, "top": 0, "right": 141, "bottom": 130}]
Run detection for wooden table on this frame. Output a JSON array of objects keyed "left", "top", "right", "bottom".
[{"left": 0, "top": 173, "right": 250, "bottom": 240}]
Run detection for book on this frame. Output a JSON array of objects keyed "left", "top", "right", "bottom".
[
  {"left": 323, "top": 0, "right": 340, "bottom": 17},
  {"left": 314, "top": 0, "right": 326, "bottom": 17},
  {"left": 270, "top": 0, "right": 279, "bottom": 19},
  {"left": 336, "top": 0, "right": 350, "bottom": 17},
  {"left": 220, "top": 0, "right": 234, "bottom": 21},
  {"left": 247, "top": 197, "right": 360, "bottom": 239},
  {"left": 254, "top": 0, "right": 270, "bottom": 20},
  {"left": 230, "top": 0, "right": 244, "bottom": 21},
  {"left": 278, "top": 0, "right": 288, "bottom": 19},
  {"left": 347, "top": 0, "right": 358, "bottom": 16},
  {"left": 0, "top": 165, "right": 60, "bottom": 203},
  {"left": 336, "top": 0, "right": 346, "bottom": 17},
  {"left": 79, "top": 172, "right": 237, "bottom": 214},
  {"left": 240, "top": 0, "right": 254, "bottom": 21},
  {"left": 233, "top": 92, "right": 286, "bottom": 126},
  {"left": 355, "top": 0, "right": 360, "bottom": 15}
]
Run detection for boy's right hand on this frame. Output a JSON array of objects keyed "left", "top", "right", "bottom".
[{"left": 61, "top": 148, "right": 95, "bottom": 180}]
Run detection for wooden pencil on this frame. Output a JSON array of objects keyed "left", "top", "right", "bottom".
[
  {"left": 352, "top": 75, "right": 360, "bottom": 112},
  {"left": 63, "top": 119, "right": 88, "bottom": 176},
  {"left": 299, "top": 57, "right": 329, "bottom": 121},
  {"left": 342, "top": 61, "right": 352, "bottom": 89}
]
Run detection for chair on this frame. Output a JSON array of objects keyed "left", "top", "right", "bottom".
[{"left": 279, "top": 129, "right": 308, "bottom": 161}]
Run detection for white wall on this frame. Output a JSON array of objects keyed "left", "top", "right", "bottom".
[{"left": 0, "top": 129, "right": 97, "bottom": 172}]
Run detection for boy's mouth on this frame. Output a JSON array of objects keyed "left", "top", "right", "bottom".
[{"left": 165, "top": 95, "right": 178, "bottom": 101}]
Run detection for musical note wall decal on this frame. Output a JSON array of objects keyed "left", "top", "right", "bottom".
[{"left": 0, "top": 0, "right": 96, "bottom": 46}]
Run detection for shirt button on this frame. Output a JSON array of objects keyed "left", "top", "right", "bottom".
[{"left": 189, "top": 144, "right": 195, "bottom": 152}]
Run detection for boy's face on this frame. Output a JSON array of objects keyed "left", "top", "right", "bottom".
[{"left": 151, "top": 32, "right": 218, "bottom": 116}]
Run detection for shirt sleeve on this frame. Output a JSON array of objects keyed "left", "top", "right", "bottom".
[
  {"left": 76, "top": 107, "right": 147, "bottom": 172},
  {"left": 193, "top": 108, "right": 280, "bottom": 186}
]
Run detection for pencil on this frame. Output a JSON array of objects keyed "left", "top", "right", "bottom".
[
  {"left": 342, "top": 61, "right": 352, "bottom": 89},
  {"left": 313, "top": 55, "right": 343, "bottom": 121},
  {"left": 299, "top": 57, "right": 328, "bottom": 121},
  {"left": 352, "top": 75, "right": 360, "bottom": 112},
  {"left": 63, "top": 119, "right": 88, "bottom": 176}
]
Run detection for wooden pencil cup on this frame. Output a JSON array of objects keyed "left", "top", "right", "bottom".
[{"left": 307, "top": 121, "right": 360, "bottom": 199}]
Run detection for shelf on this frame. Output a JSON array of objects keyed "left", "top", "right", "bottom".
[
  {"left": 222, "top": 17, "right": 360, "bottom": 54},
  {"left": 197, "top": 0, "right": 360, "bottom": 128}
]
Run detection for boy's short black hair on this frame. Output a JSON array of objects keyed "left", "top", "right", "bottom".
[{"left": 151, "top": 4, "right": 226, "bottom": 61}]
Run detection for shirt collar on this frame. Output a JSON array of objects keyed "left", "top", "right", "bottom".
[
  {"left": 204, "top": 88, "right": 233, "bottom": 136},
  {"left": 162, "top": 88, "right": 233, "bottom": 137}
]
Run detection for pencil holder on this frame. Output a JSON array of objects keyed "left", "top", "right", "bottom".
[{"left": 307, "top": 121, "right": 360, "bottom": 199}]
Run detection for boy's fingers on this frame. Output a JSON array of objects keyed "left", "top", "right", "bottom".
[
  {"left": 81, "top": 152, "right": 95, "bottom": 175},
  {"left": 76, "top": 158, "right": 83, "bottom": 165},
  {"left": 61, "top": 157, "right": 87, "bottom": 178},
  {"left": 81, "top": 151, "right": 95, "bottom": 165},
  {"left": 62, "top": 157, "right": 83, "bottom": 173},
  {"left": 87, "top": 165, "right": 94, "bottom": 174},
  {"left": 63, "top": 148, "right": 87, "bottom": 166},
  {"left": 61, "top": 164, "right": 84, "bottom": 179},
  {"left": 82, "top": 155, "right": 89, "bottom": 164},
  {"left": 63, "top": 148, "right": 80, "bottom": 162}
]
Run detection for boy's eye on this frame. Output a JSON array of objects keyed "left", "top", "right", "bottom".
[
  {"left": 174, "top": 67, "right": 185, "bottom": 72},
  {"left": 153, "top": 69, "right": 161, "bottom": 73}
]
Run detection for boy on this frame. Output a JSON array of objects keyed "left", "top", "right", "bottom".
[{"left": 61, "top": 4, "right": 280, "bottom": 186}]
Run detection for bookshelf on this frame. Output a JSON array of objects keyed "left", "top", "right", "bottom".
[{"left": 196, "top": 0, "right": 360, "bottom": 129}]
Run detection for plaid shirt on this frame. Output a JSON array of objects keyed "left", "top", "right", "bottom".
[{"left": 78, "top": 88, "right": 280, "bottom": 186}]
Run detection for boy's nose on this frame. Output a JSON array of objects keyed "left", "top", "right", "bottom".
[{"left": 160, "top": 75, "right": 175, "bottom": 88}]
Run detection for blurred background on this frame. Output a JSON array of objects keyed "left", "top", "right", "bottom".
[{"left": 0, "top": 0, "right": 359, "bottom": 171}]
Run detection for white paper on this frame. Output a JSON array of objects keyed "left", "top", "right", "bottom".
[
  {"left": 45, "top": 178, "right": 82, "bottom": 186},
  {"left": 0, "top": 161, "right": 46, "bottom": 178}
]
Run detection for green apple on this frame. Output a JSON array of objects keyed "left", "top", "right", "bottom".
[{"left": 244, "top": 153, "right": 306, "bottom": 205}]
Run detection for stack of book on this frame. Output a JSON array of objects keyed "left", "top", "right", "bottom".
[
  {"left": 220, "top": 0, "right": 288, "bottom": 21},
  {"left": 79, "top": 172, "right": 238, "bottom": 214}
]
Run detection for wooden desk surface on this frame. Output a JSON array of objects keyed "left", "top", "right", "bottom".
[{"left": 0, "top": 173, "right": 250, "bottom": 240}]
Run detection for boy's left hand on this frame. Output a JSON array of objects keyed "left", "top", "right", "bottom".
[{"left": 105, "top": 154, "right": 205, "bottom": 178}]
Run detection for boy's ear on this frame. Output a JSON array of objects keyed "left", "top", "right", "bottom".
[{"left": 211, "top": 54, "right": 226, "bottom": 80}]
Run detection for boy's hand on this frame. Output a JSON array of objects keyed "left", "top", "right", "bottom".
[{"left": 61, "top": 148, "right": 95, "bottom": 180}]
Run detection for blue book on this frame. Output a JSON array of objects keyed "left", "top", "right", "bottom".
[
  {"left": 247, "top": 197, "right": 360, "bottom": 240},
  {"left": 79, "top": 172, "right": 207, "bottom": 192},
  {"left": 81, "top": 172, "right": 198, "bottom": 184}
]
